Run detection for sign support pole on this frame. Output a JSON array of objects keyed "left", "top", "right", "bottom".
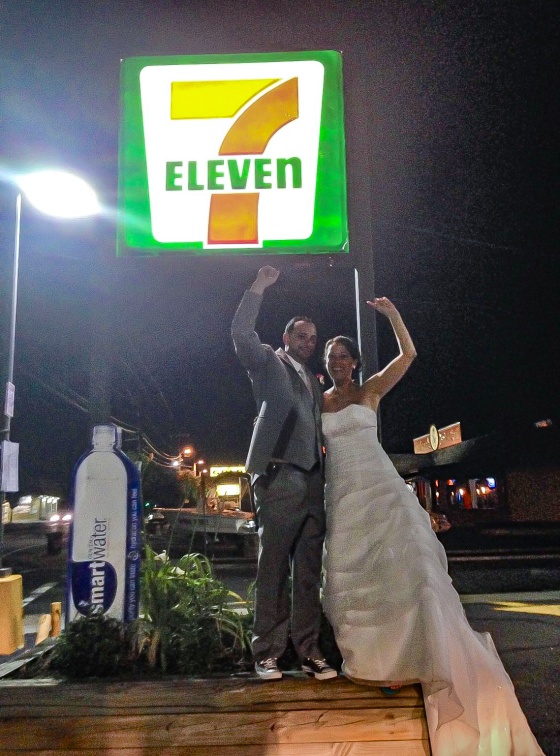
[{"left": 344, "top": 60, "right": 381, "bottom": 439}]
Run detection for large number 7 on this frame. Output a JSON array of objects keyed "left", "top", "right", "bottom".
[{"left": 171, "top": 78, "right": 299, "bottom": 245}]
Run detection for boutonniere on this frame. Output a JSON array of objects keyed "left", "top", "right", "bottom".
[{"left": 316, "top": 373, "right": 325, "bottom": 386}]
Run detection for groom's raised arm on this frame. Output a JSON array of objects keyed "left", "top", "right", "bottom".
[{"left": 231, "top": 267, "right": 280, "bottom": 370}]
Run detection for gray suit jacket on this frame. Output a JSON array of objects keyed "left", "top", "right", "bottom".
[{"left": 232, "top": 289, "right": 324, "bottom": 476}]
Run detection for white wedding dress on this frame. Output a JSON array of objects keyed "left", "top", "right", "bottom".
[{"left": 322, "top": 404, "right": 543, "bottom": 756}]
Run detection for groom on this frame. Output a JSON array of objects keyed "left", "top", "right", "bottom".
[{"left": 232, "top": 266, "right": 336, "bottom": 681}]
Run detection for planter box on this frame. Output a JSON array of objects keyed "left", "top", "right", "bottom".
[{"left": 0, "top": 674, "right": 430, "bottom": 754}]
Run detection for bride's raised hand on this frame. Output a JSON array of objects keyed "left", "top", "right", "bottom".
[
  {"left": 367, "top": 297, "right": 399, "bottom": 318},
  {"left": 362, "top": 297, "right": 416, "bottom": 397}
]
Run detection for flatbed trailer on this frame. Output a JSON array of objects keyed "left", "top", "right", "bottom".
[{"left": 146, "top": 506, "right": 259, "bottom": 558}]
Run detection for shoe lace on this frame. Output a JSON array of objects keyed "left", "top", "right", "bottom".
[
  {"left": 309, "top": 658, "right": 329, "bottom": 668},
  {"left": 259, "top": 658, "right": 278, "bottom": 670}
]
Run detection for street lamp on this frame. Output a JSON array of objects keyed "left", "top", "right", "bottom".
[
  {"left": 17, "top": 170, "right": 100, "bottom": 219},
  {"left": 0, "top": 170, "right": 100, "bottom": 576}
]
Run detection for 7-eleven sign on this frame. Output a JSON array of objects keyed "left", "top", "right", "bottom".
[{"left": 118, "top": 51, "right": 347, "bottom": 256}]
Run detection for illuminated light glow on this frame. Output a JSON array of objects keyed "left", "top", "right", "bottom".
[
  {"left": 119, "top": 52, "right": 347, "bottom": 255},
  {"left": 19, "top": 170, "right": 101, "bottom": 218},
  {"left": 170, "top": 79, "right": 279, "bottom": 119},
  {"left": 172, "top": 460, "right": 180, "bottom": 467},
  {"left": 534, "top": 418, "right": 552, "bottom": 428},
  {"left": 486, "top": 477, "right": 496, "bottom": 488},
  {"left": 458, "top": 488, "right": 465, "bottom": 495},
  {"left": 216, "top": 484, "right": 241, "bottom": 497},
  {"left": 208, "top": 193, "right": 259, "bottom": 244},
  {"left": 209, "top": 465, "right": 246, "bottom": 477},
  {"left": 435, "top": 491, "right": 440, "bottom": 497},
  {"left": 480, "top": 486, "right": 487, "bottom": 494}
]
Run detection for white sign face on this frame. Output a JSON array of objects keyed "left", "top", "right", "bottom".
[
  {"left": 1, "top": 440, "right": 19, "bottom": 492},
  {"left": 139, "top": 60, "right": 325, "bottom": 249},
  {"left": 4, "top": 381, "right": 15, "bottom": 418}
]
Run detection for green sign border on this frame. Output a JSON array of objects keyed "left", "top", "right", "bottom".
[{"left": 117, "top": 50, "right": 348, "bottom": 257}]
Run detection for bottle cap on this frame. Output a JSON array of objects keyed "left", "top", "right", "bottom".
[{"left": 92, "top": 424, "right": 117, "bottom": 450}]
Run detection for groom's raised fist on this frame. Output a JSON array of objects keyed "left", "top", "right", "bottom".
[{"left": 251, "top": 266, "right": 280, "bottom": 294}]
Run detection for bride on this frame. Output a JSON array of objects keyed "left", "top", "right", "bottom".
[{"left": 321, "top": 297, "right": 543, "bottom": 755}]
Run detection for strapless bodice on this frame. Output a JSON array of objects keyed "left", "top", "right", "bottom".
[
  {"left": 322, "top": 404, "right": 377, "bottom": 440},
  {"left": 321, "top": 403, "right": 400, "bottom": 495}
]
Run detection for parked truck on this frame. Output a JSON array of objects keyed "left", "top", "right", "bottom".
[{"left": 146, "top": 465, "right": 258, "bottom": 558}]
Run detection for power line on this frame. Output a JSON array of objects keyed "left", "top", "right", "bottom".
[
  {"left": 118, "top": 353, "right": 178, "bottom": 424},
  {"left": 20, "top": 367, "right": 89, "bottom": 415},
  {"left": 143, "top": 433, "right": 180, "bottom": 462}
]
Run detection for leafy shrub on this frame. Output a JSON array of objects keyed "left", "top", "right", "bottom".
[
  {"left": 133, "top": 548, "right": 251, "bottom": 674},
  {"left": 49, "top": 614, "right": 134, "bottom": 678},
  {"left": 49, "top": 548, "right": 252, "bottom": 679}
]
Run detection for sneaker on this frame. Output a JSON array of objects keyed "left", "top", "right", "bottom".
[
  {"left": 255, "top": 657, "right": 282, "bottom": 680},
  {"left": 301, "top": 657, "right": 338, "bottom": 680}
]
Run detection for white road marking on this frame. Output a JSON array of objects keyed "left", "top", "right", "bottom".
[{"left": 22, "top": 582, "right": 58, "bottom": 607}]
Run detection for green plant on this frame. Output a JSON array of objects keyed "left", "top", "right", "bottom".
[
  {"left": 48, "top": 548, "right": 253, "bottom": 680},
  {"left": 49, "top": 614, "right": 134, "bottom": 678},
  {"left": 132, "top": 546, "right": 252, "bottom": 674}
]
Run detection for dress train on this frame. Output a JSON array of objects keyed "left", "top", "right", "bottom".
[{"left": 322, "top": 404, "right": 543, "bottom": 755}]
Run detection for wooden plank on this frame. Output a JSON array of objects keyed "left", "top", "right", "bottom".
[
  {"left": 0, "top": 708, "right": 428, "bottom": 749},
  {"left": 22, "top": 743, "right": 430, "bottom": 756},
  {"left": 0, "top": 677, "right": 423, "bottom": 715},
  {"left": 35, "top": 614, "right": 52, "bottom": 645}
]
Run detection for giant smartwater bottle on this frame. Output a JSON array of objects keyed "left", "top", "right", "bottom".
[{"left": 66, "top": 424, "right": 141, "bottom": 624}]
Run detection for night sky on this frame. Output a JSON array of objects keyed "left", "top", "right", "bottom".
[{"left": 1, "top": 1, "right": 558, "bottom": 495}]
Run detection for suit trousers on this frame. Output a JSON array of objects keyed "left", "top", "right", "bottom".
[{"left": 251, "top": 463, "right": 325, "bottom": 662}]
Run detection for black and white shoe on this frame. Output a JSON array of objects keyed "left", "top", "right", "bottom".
[
  {"left": 301, "top": 657, "right": 338, "bottom": 680},
  {"left": 255, "top": 658, "right": 282, "bottom": 680}
]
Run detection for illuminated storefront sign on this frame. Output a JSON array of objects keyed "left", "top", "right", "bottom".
[
  {"left": 118, "top": 51, "right": 347, "bottom": 256},
  {"left": 209, "top": 465, "right": 246, "bottom": 477},
  {"left": 413, "top": 422, "right": 462, "bottom": 455}
]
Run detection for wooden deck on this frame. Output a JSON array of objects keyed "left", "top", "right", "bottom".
[{"left": 0, "top": 673, "right": 430, "bottom": 754}]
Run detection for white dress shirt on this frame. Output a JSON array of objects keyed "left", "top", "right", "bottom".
[{"left": 286, "top": 353, "right": 313, "bottom": 394}]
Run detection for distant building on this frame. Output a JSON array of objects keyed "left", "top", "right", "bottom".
[{"left": 391, "top": 423, "right": 560, "bottom": 523}]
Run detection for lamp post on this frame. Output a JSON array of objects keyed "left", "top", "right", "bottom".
[{"left": 0, "top": 170, "right": 100, "bottom": 576}]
